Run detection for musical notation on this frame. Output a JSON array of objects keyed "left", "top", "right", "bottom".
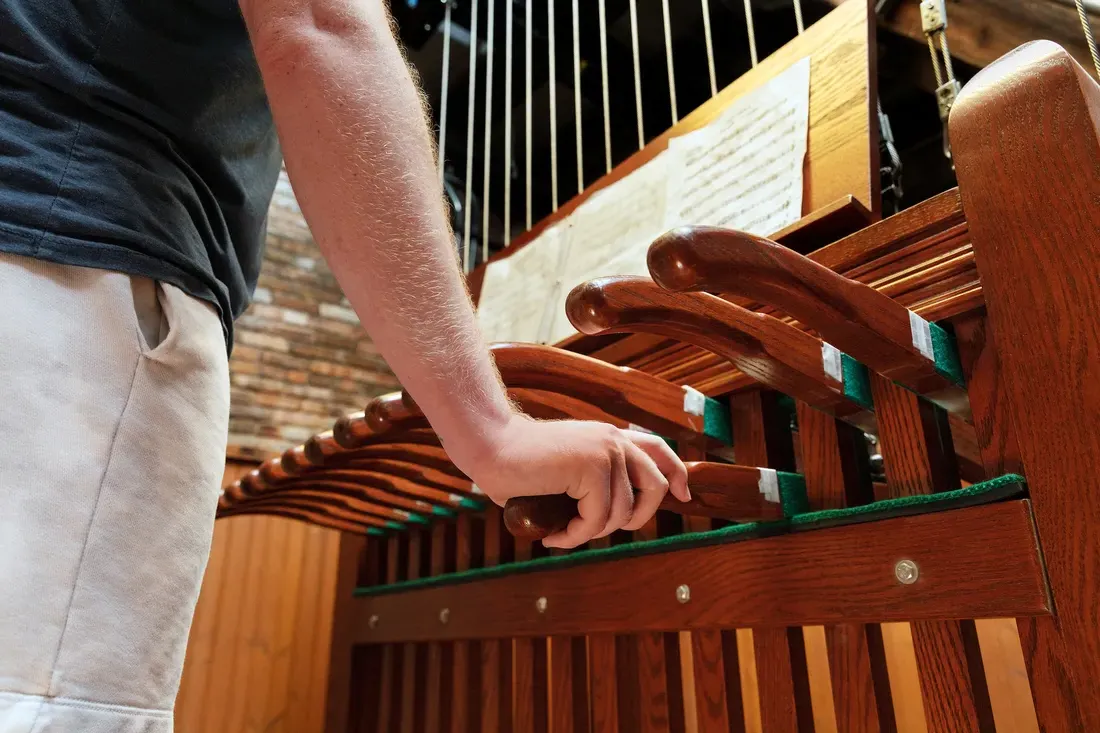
[{"left": 476, "top": 56, "right": 810, "bottom": 346}]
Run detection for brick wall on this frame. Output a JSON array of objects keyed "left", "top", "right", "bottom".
[{"left": 226, "top": 169, "right": 399, "bottom": 460}]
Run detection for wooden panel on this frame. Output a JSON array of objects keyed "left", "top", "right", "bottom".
[
  {"left": 352, "top": 501, "right": 1048, "bottom": 643},
  {"left": 176, "top": 461, "right": 344, "bottom": 733}
]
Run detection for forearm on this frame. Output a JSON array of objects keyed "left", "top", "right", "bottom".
[{"left": 242, "top": 0, "right": 514, "bottom": 468}]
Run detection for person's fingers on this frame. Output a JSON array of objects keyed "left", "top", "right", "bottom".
[
  {"left": 595, "top": 442, "right": 633, "bottom": 538},
  {"left": 625, "top": 429, "right": 691, "bottom": 502},
  {"left": 622, "top": 441, "right": 669, "bottom": 531},
  {"left": 542, "top": 454, "right": 611, "bottom": 549}
]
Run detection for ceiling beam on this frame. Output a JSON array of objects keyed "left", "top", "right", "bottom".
[{"left": 825, "top": 0, "right": 1099, "bottom": 77}]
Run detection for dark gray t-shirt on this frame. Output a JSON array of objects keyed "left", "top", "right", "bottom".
[{"left": 0, "top": 0, "right": 282, "bottom": 350}]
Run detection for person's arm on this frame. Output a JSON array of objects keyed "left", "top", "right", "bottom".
[{"left": 239, "top": 0, "right": 688, "bottom": 547}]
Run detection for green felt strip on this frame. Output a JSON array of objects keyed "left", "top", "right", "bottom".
[
  {"left": 840, "top": 355, "right": 874, "bottom": 410},
  {"left": 430, "top": 505, "right": 457, "bottom": 517},
  {"left": 354, "top": 474, "right": 1025, "bottom": 597},
  {"left": 405, "top": 512, "right": 429, "bottom": 525},
  {"left": 929, "top": 322, "right": 966, "bottom": 386},
  {"left": 367, "top": 527, "right": 385, "bottom": 536},
  {"left": 458, "top": 496, "right": 485, "bottom": 510},
  {"left": 790, "top": 474, "right": 1024, "bottom": 531},
  {"left": 777, "top": 472, "right": 810, "bottom": 516},
  {"left": 703, "top": 396, "right": 733, "bottom": 445},
  {"left": 385, "top": 520, "right": 404, "bottom": 530}
]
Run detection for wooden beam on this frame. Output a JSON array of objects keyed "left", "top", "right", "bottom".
[
  {"left": 828, "top": 0, "right": 1100, "bottom": 77},
  {"left": 351, "top": 500, "right": 1049, "bottom": 643}
]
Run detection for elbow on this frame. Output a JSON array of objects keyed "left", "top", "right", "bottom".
[{"left": 242, "top": 0, "right": 388, "bottom": 71}]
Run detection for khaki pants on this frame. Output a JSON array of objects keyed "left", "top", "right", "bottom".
[{"left": 0, "top": 253, "right": 229, "bottom": 732}]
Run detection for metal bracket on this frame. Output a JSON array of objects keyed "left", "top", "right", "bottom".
[
  {"left": 920, "top": 0, "right": 947, "bottom": 34},
  {"left": 935, "top": 79, "right": 962, "bottom": 122}
]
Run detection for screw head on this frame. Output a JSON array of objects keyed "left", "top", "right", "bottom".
[
  {"left": 535, "top": 596, "right": 548, "bottom": 613},
  {"left": 676, "top": 584, "right": 691, "bottom": 604},
  {"left": 895, "top": 559, "right": 920, "bottom": 585},
  {"left": 439, "top": 608, "right": 450, "bottom": 624},
  {"left": 368, "top": 614, "right": 379, "bottom": 629}
]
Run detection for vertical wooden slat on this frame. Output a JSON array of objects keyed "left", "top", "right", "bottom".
[
  {"left": 869, "top": 374, "right": 994, "bottom": 733},
  {"left": 400, "top": 530, "right": 425, "bottom": 733},
  {"left": 589, "top": 632, "right": 619, "bottom": 732},
  {"left": 425, "top": 522, "right": 448, "bottom": 732},
  {"left": 587, "top": 534, "right": 618, "bottom": 733},
  {"left": 347, "top": 536, "right": 384, "bottom": 733},
  {"left": 730, "top": 391, "right": 812, "bottom": 733},
  {"left": 513, "top": 534, "right": 548, "bottom": 733},
  {"left": 796, "top": 402, "right": 895, "bottom": 733},
  {"left": 453, "top": 514, "right": 481, "bottom": 733},
  {"left": 483, "top": 506, "right": 512, "bottom": 733},
  {"left": 550, "top": 637, "right": 575, "bottom": 733},
  {"left": 678, "top": 442, "right": 743, "bottom": 733},
  {"left": 376, "top": 534, "right": 404, "bottom": 733},
  {"left": 322, "top": 529, "right": 368, "bottom": 733}
]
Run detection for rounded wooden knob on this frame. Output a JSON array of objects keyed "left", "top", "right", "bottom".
[
  {"left": 502, "top": 494, "right": 578, "bottom": 539},
  {"left": 647, "top": 227, "right": 706, "bottom": 292}
]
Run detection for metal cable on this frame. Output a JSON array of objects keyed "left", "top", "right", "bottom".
[
  {"left": 481, "top": 0, "right": 495, "bottom": 265},
  {"left": 549, "top": 0, "right": 559, "bottom": 210},
  {"left": 598, "top": 0, "right": 613, "bottom": 172},
  {"left": 1076, "top": 0, "right": 1100, "bottom": 78},
  {"left": 503, "top": 0, "right": 514, "bottom": 245},
  {"left": 927, "top": 35, "right": 944, "bottom": 87},
  {"left": 743, "top": 0, "right": 758, "bottom": 67},
  {"left": 438, "top": 1, "right": 453, "bottom": 186},
  {"left": 661, "top": 0, "right": 678, "bottom": 123},
  {"left": 629, "top": 0, "right": 645, "bottom": 148},
  {"left": 525, "top": 0, "right": 533, "bottom": 230},
  {"left": 793, "top": 0, "right": 804, "bottom": 34},
  {"left": 572, "top": 0, "right": 584, "bottom": 193},
  {"left": 461, "top": 0, "right": 480, "bottom": 272},
  {"left": 701, "top": 0, "right": 717, "bottom": 97}
]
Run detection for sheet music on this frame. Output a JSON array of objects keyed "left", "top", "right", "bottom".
[
  {"left": 543, "top": 149, "right": 677, "bottom": 345},
  {"left": 664, "top": 56, "right": 810, "bottom": 235},
  {"left": 476, "top": 224, "right": 567, "bottom": 344}
]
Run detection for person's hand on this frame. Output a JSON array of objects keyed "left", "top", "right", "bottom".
[{"left": 460, "top": 414, "right": 691, "bottom": 549}]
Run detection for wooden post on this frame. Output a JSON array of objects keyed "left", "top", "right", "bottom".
[
  {"left": 952, "top": 39, "right": 1100, "bottom": 731},
  {"left": 327, "top": 532, "right": 370, "bottom": 733}
]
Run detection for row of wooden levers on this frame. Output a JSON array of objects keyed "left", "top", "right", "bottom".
[{"left": 220, "top": 225, "right": 985, "bottom": 551}]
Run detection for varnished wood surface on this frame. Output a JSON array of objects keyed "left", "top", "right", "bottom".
[
  {"left": 731, "top": 392, "right": 810, "bottom": 733},
  {"left": 566, "top": 276, "right": 870, "bottom": 421},
  {"left": 953, "top": 40, "right": 1100, "bottom": 730},
  {"left": 501, "top": 461, "right": 788, "bottom": 539},
  {"left": 351, "top": 501, "right": 1048, "bottom": 643},
  {"left": 795, "top": 402, "right": 894, "bottom": 733},
  {"left": 177, "top": 463, "right": 343, "bottom": 733},
  {"left": 568, "top": 190, "right": 978, "bottom": 398},
  {"left": 489, "top": 343, "right": 709, "bottom": 439},
  {"left": 647, "top": 228, "right": 965, "bottom": 410}
]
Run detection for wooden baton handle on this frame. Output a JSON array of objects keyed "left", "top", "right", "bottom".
[{"left": 502, "top": 462, "right": 790, "bottom": 539}]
